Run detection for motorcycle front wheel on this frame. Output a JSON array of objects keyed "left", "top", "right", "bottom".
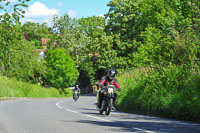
[
  {"left": 105, "top": 98, "right": 113, "bottom": 115},
  {"left": 74, "top": 94, "right": 78, "bottom": 101}
]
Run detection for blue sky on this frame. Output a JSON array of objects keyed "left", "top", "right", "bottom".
[{"left": 1, "top": 0, "right": 110, "bottom": 25}]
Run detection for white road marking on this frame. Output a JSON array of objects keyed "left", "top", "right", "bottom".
[
  {"left": 86, "top": 115, "right": 112, "bottom": 122},
  {"left": 56, "top": 101, "right": 78, "bottom": 113},
  {"left": 56, "top": 101, "right": 64, "bottom": 109},
  {"left": 56, "top": 101, "right": 63, "bottom": 106},
  {"left": 133, "top": 127, "right": 154, "bottom": 133},
  {"left": 56, "top": 100, "right": 154, "bottom": 133},
  {"left": 65, "top": 108, "right": 78, "bottom": 114},
  {"left": 57, "top": 106, "right": 63, "bottom": 109}
]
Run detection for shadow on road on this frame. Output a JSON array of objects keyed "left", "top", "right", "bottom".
[{"left": 73, "top": 119, "right": 200, "bottom": 133}]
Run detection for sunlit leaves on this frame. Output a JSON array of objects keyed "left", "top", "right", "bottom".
[
  {"left": 45, "top": 49, "right": 79, "bottom": 88},
  {"left": 0, "top": 0, "right": 30, "bottom": 78},
  {"left": 106, "top": 0, "right": 200, "bottom": 68}
]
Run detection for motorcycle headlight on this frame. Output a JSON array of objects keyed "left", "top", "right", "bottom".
[{"left": 108, "top": 88, "right": 113, "bottom": 94}]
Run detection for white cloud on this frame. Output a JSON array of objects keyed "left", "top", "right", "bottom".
[
  {"left": 21, "top": 17, "right": 54, "bottom": 26},
  {"left": 57, "top": 2, "right": 62, "bottom": 7},
  {"left": 20, "top": 2, "right": 77, "bottom": 26},
  {"left": 68, "top": 9, "right": 77, "bottom": 18},
  {"left": 21, "top": 2, "right": 59, "bottom": 26},
  {"left": 25, "top": 2, "right": 59, "bottom": 18}
]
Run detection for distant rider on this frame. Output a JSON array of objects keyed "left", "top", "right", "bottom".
[
  {"left": 97, "top": 69, "right": 121, "bottom": 110},
  {"left": 73, "top": 84, "right": 81, "bottom": 99}
]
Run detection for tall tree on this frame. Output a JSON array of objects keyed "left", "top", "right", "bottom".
[
  {"left": 0, "top": 0, "right": 47, "bottom": 84},
  {"left": 0, "top": 0, "right": 30, "bottom": 75},
  {"left": 52, "top": 13, "right": 91, "bottom": 66},
  {"left": 78, "top": 16, "right": 106, "bottom": 38},
  {"left": 106, "top": 0, "right": 200, "bottom": 67},
  {"left": 22, "top": 22, "right": 52, "bottom": 49}
]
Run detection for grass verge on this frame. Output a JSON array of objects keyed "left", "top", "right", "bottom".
[{"left": 0, "top": 76, "right": 72, "bottom": 98}]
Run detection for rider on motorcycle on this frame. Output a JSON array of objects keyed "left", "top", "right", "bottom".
[
  {"left": 73, "top": 84, "right": 81, "bottom": 99},
  {"left": 97, "top": 69, "right": 121, "bottom": 110}
]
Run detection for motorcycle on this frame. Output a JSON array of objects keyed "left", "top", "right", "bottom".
[
  {"left": 73, "top": 90, "right": 79, "bottom": 102},
  {"left": 99, "top": 85, "right": 115, "bottom": 115}
]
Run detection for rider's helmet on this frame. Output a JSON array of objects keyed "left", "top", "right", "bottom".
[
  {"left": 75, "top": 84, "right": 79, "bottom": 89},
  {"left": 107, "top": 69, "right": 116, "bottom": 80}
]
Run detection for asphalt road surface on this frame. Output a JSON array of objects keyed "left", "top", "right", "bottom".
[{"left": 0, "top": 95, "right": 200, "bottom": 133}]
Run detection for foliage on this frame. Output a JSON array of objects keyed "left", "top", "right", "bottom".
[
  {"left": 107, "top": 0, "right": 200, "bottom": 122},
  {"left": 106, "top": 0, "right": 200, "bottom": 66},
  {"left": 51, "top": 14, "right": 96, "bottom": 86},
  {"left": 52, "top": 14, "right": 92, "bottom": 65},
  {"left": 94, "top": 33, "right": 127, "bottom": 76},
  {"left": 78, "top": 16, "right": 129, "bottom": 79},
  {"left": 0, "top": 0, "right": 200, "bottom": 122},
  {"left": 78, "top": 16, "right": 106, "bottom": 39},
  {"left": 116, "top": 65, "right": 200, "bottom": 122},
  {"left": 0, "top": 0, "right": 30, "bottom": 24},
  {"left": 22, "top": 22, "right": 53, "bottom": 49},
  {"left": 45, "top": 48, "right": 79, "bottom": 89},
  {"left": 6, "top": 37, "right": 47, "bottom": 83},
  {"left": 0, "top": 0, "right": 30, "bottom": 68},
  {"left": 0, "top": 1, "right": 47, "bottom": 84},
  {"left": 133, "top": 26, "right": 198, "bottom": 66},
  {"left": 0, "top": 76, "right": 72, "bottom": 98},
  {"left": 51, "top": 13, "right": 76, "bottom": 34}
]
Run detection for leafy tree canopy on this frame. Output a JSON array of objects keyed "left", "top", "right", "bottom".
[{"left": 45, "top": 48, "right": 79, "bottom": 89}]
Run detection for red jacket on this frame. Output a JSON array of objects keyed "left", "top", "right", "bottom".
[{"left": 99, "top": 76, "right": 120, "bottom": 89}]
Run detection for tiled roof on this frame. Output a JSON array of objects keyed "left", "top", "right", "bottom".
[
  {"left": 52, "top": 40, "right": 57, "bottom": 46},
  {"left": 41, "top": 38, "right": 49, "bottom": 46},
  {"left": 36, "top": 38, "right": 57, "bottom": 54}
]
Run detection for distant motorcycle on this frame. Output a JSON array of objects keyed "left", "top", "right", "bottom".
[
  {"left": 99, "top": 85, "right": 115, "bottom": 115},
  {"left": 73, "top": 90, "right": 79, "bottom": 102}
]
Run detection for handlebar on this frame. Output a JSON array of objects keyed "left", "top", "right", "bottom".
[
  {"left": 102, "top": 85, "right": 121, "bottom": 92},
  {"left": 102, "top": 85, "right": 116, "bottom": 89}
]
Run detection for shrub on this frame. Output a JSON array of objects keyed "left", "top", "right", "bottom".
[
  {"left": 45, "top": 48, "right": 79, "bottom": 89},
  {"left": 116, "top": 65, "right": 200, "bottom": 122}
]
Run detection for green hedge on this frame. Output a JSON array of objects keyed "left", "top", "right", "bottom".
[{"left": 116, "top": 65, "right": 200, "bottom": 122}]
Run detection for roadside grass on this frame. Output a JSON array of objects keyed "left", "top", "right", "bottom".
[
  {"left": 115, "top": 66, "right": 200, "bottom": 122},
  {"left": 0, "top": 76, "right": 72, "bottom": 98}
]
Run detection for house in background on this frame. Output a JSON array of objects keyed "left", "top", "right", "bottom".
[
  {"left": 41, "top": 38, "right": 48, "bottom": 49},
  {"left": 36, "top": 38, "right": 57, "bottom": 58},
  {"left": 41, "top": 38, "right": 57, "bottom": 49}
]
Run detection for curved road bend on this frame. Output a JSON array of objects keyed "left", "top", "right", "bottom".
[{"left": 0, "top": 96, "right": 200, "bottom": 133}]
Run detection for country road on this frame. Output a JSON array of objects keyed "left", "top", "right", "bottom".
[{"left": 0, "top": 95, "right": 200, "bottom": 133}]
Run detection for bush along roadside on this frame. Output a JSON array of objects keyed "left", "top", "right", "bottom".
[
  {"left": 0, "top": 76, "right": 73, "bottom": 99},
  {"left": 115, "top": 65, "right": 200, "bottom": 122}
]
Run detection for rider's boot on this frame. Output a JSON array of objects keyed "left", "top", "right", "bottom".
[
  {"left": 96, "top": 106, "right": 101, "bottom": 111},
  {"left": 96, "top": 103, "right": 101, "bottom": 111},
  {"left": 112, "top": 106, "right": 116, "bottom": 110}
]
